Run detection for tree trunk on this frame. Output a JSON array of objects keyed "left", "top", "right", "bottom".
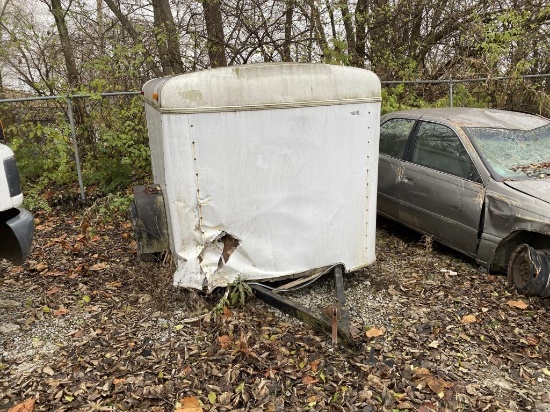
[
  {"left": 152, "top": 0, "right": 184, "bottom": 75},
  {"left": 103, "top": 0, "right": 141, "bottom": 43},
  {"left": 47, "top": 0, "right": 93, "bottom": 145},
  {"left": 282, "top": 0, "right": 294, "bottom": 61},
  {"left": 308, "top": 0, "right": 328, "bottom": 58},
  {"left": 354, "top": 0, "right": 367, "bottom": 67},
  {"left": 0, "top": 0, "right": 10, "bottom": 97},
  {"left": 202, "top": 0, "right": 227, "bottom": 67},
  {"left": 49, "top": 0, "right": 80, "bottom": 87},
  {"left": 368, "top": 0, "right": 390, "bottom": 74},
  {"left": 337, "top": 0, "right": 357, "bottom": 65},
  {"left": 97, "top": 0, "right": 104, "bottom": 55},
  {"left": 326, "top": 0, "right": 336, "bottom": 39}
]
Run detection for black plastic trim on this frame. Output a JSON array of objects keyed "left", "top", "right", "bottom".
[{"left": 3, "top": 156, "right": 21, "bottom": 197}]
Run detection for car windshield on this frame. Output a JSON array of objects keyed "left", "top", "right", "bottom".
[{"left": 466, "top": 124, "right": 550, "bottom": 180}]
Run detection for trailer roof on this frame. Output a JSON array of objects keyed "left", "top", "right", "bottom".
[{"left": 142, "top": 63, "right": 381, "bottom": 113}]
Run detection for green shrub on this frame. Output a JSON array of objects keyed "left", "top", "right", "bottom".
[
  {"left": 6, "top": 112, "right": 77, "bottom": 210},
  {"left": 84, "top": 95, "right": 151, "bottom": 194},
  {"left": 3, "top": 95, "right": 151, "bottom": 209}
]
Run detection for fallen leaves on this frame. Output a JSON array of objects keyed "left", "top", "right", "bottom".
[
  {"left": 412, "top": 367, "right": 453, "bottom": 398},
  {"left": 8, "top": 398, "right": 36, "bottom": 412},
  {"left": 507, "top": 300, "right": 528, "bottom": 309},
  {"left": 366, "top": 327, "right": 385, "bottom": 338},
  {"left": 218, "top": 335, "right": 232, "bottom": 349},
  {"left": 521, "top": 336, "right": 539, "bottom": 346},
  {"left": 34, "top": 262, "right": 48, "bottom": 273},
  {"left": 45, "top": 286, "right": 62, "bottom": 297},
  {"left": 180, "top": 365, "right": 193, "bottom": 377},
  {"left": 52, "top": 307, "right": 69, "bottom": 316},
  {"left": 89, "top": 262, "right": 109, "bottom": 271},
  {"left": 427, "top": 340, "right": 439, "bottom": 348},
  {"left": 175, "top": 396, "right": 203, "bottom": 412},
  {"left": 310, "top": 359, "right": 320, "bottom": 372},
  {"left": 460, "top": 314, "right": 477, "bottom": 324},
  {"left": 222, "top": 306, "right": 233, "bottom": 318},
  {"left": 302, "top": 375, "right": 319, "bottom": 385},
  {"left": 2, "top": 208, "right": 550, "bottom": 412}
]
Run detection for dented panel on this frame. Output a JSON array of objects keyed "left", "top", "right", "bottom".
[
  {"left": 179, "top": 105, "right": 379, "bottom": 289},
  {"left": 483, "top": 180, "right": 550, "bottom": 239}
]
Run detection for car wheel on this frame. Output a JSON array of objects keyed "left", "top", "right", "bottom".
[{"left": 507, "top": 243, "right": 550, "bottom": 297}]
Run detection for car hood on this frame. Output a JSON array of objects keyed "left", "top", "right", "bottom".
[{"left": 504, "top": 179, "right": 550, "bottom": 204}]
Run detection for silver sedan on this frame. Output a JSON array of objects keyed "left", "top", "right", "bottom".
[{"left": 377, "top": 107, "right": 550, "bottom": 297}]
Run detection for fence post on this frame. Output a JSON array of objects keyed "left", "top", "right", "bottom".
[
  {"left": 449, "top": 77, "right": 453, "bottom": 107},
  {"left": 66, "top": 97, "right": 86, "bottom": 203}
]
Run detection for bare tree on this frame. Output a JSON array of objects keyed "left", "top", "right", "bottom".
[
  {"left": 337, "top": 0, "right": 356, "bottom": 65},
  {"left": 102, "top": 0, "right": 163, "bottom": 77},
  {"left": 202, "top": 0, "right": 227, "bottom": 67},
  {"left": 307, "top": 0, "right": 328, "bottom": 58},
  {"left": 354, "top": 0, "right": 367, "bottom": 67},
  {"left": 152, "top": 0, "right": 184, "bottom": 74},
  {"left": 282, "top": 0, "right": 294, "bottom": 61},
  {"left": 47, "top": 0, "right": 80, "bottom": 87}
]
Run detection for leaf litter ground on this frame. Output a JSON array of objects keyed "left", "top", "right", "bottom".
[{"left": 1, "top": 207, "right": 549, "bottom": 411}]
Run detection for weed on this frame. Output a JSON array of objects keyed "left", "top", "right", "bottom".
[
  {"left": 229, "top": 277, "right": 253, "bottom": 307},
  {"left": 420, "top": 235, "right": 433, "bottom": 253}
]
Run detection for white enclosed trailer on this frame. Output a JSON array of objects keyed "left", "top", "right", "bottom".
[{"left": 140, "top": 63, "right": 381, "bottom": 290}]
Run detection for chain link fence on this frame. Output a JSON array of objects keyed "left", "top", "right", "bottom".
[
  {"left": 382, "top": 74, "right": 550, "bottom": 114},
  {"left": 0, "top": 92, "right": 143, "bottom": 204},
  {"left": 1, "top": 73, "right": 549, "bottom": 203}
]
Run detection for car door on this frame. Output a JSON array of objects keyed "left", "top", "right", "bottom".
[
  {"left": 399, "top": 119, "right": 485, "bottom": 257},
  {"left": 377, "top": 117, "right": 417, "bottom": 221}
]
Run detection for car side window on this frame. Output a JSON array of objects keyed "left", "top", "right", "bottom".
[
  {"left": 379, "top": 118, "right": 416, "bottom": 159},
  {"left": 412, "top": 121, "right": 481, "bottom": 181}
]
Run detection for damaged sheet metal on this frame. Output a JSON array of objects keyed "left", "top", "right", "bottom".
[
  {"left": 142, "top": 63, "right": 381, "bottom": 289},
  {"left": 508, "top": 244, "right": 550, "bottom": 298}
]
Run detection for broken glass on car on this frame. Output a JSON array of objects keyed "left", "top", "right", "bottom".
[{"left": 466, "top": 124, "right": 550, "bottom": 180}]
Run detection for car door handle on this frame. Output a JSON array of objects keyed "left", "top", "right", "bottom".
[{"left": 403, "top": 176, "right": 415, "bottom": 184}]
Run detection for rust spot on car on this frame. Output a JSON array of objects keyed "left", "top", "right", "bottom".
[{"left": 393, "top": 163, "right": 404, "bottom": 183}]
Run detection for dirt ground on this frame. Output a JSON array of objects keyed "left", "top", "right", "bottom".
[{"left": 1, "top": 205, "right": 549, "bottom": 411}]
